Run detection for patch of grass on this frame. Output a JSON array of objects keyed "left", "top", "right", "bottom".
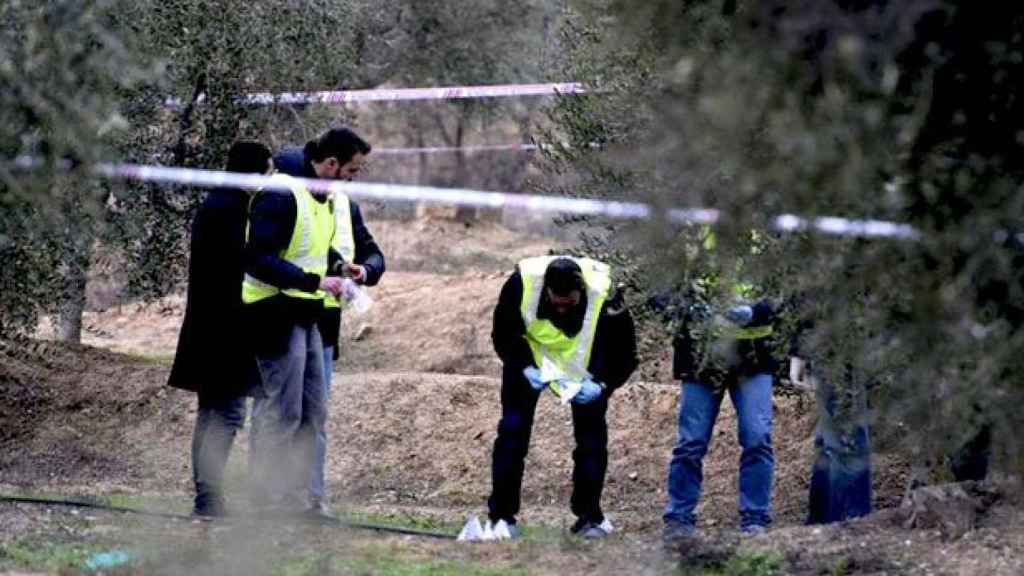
[
  {"left": 343, "top": 509, "right": 461, "bottom": 535},
  {"left": 273, "top": 546, "right": 529, "bottom": 576},
  {"left": 127, "top": 351, "right": 175, "bottom": 365},
  {"left": 0, "top": 539, "right": 116, "bottom": 572},
  {"left": 831, "top": 557, "right": 851, "bottom": 576},
  {"left": 691, "top": 551, "right": 784, "bottom": 576},
  {"left": 99, "top": 491, "right": 187, "bottom": 514}
]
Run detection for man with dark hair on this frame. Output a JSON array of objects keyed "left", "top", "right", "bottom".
[
  {"left": 271, "top": 127, "right": 385, "bottom": 513},
  {"left": 168, "top": 141, "right": 273, "bottom": 517},
  {"left": 486, "top": 256, "right": 638, "bottom": 539}
]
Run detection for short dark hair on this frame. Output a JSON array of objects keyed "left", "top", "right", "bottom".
[
  {"left": 225, "top": 141, "right": 272, "bottom": 174},
  {"left": 544, "top": 258, "right": 585, "bottom": 296},
  {"left": 303, "top": 127, "right": 372, "bottom": 165}
]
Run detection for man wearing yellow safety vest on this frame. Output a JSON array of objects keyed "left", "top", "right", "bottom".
[
  {"left": 272, "top": 128, "right": 385, "bottom": 514},
  {"left": 487, "top": 256, "right": 638, "bottom": 539},
  {"left": 243, "top": 128, "right": 380, "bottom": 513},
  {"left": 659, "top": 228, "right": 779, "bottom": 541}
]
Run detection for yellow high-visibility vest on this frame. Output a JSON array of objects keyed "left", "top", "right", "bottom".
[
  {"left": 242, "top": 174, "right": 335, "bottom": 304},
  {"left": 699, "top": 227, "right": 773, "bottom": 341},
  {"left": 518, "top": 256, "right": 611, "bottom": 381},
  {"left": 323, "top": 191, "right": 356, "bottom": 310}
]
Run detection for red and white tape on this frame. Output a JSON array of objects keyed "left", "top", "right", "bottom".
[
  {"left": 166, "top": 82, "right": 586, "bottom": 107},
  {"left": 94, "top": 163, "right": 921, "bottom": 240}
]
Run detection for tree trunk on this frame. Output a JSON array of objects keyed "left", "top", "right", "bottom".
[
  {"left": 56, "top": 190, "right": 93, "bottom": 344},
  {"left": 56, "top": 250, "right": 89, "bottom": 344},
  {"left": 453, "top": 114, "right": 476, "bottom": 223}
]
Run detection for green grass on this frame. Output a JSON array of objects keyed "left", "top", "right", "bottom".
[
  {"left": 127, "top": 350, "right": 176, "bottom": 365},
  {"left": 0, "top": 539, "right": 120, "bottom": 572},
  {"left": 274, "top": 545, "right": 529, "bottom": 576},
  {"left": 684, "top": 551, "right": 784, "bottom": 576},
  {"left": 342, "top": 509, "right": 462, "bottom": 534}
]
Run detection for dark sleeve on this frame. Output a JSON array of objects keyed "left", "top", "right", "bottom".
[
  {"left": 350, "top": 200, "right": 385, "bottom": 286},
  {"left": 244, "top": 192, "right": 321, "bottom": 293},
  {"left": 491, "top": 272, "right": 535, "bottom": 370},
  {"left": 589, "top": 290, "right": 639, "bottom": 392},
  {"left": 750, "top": 299, "right": 776, "bottom": 327}
]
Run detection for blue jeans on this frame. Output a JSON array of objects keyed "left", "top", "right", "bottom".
[
  {"left": 664, "top": 373, "right": 774, "bottom": 529},
  {"left": 807, "top": 377, "right": 871, "bottom": 524},
  {"left": 310, "top": 345, "right": 334, "bottom": 505}
]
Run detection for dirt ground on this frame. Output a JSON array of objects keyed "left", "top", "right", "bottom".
[{"left": 5, "top": 217, "right": 1024, "bottom": 575}]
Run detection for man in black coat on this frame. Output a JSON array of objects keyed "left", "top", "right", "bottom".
[
  {"left": 487, "top": 256, "right": 637, "bottom": 539},
  {"left": 168, "top": 141, "right": 273, "bottom": 517}
]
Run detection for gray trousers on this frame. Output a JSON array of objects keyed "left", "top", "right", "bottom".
[
  {"left": 192, "top": 394, "right": 246, "bottom": 507},
  {"left": 250, "top": 323, "right": 327, "bottom": 508}
]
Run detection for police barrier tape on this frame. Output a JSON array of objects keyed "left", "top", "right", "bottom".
[
  {"left": 94, "top": 163, "right": 922, "bottom": 240},
  {"left": 374, "top": 143, "right": 539, "bottom": 155},
  {"left": 166, "top": 82, "right": 587, "bottom": 107}
]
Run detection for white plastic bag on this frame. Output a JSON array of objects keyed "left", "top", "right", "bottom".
[{"left": 340, "top": 278, "right": 373, "bottom": 315}]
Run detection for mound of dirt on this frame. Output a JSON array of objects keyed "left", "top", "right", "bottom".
[
  {"left": 0, "top": 340, "right": 179, "bottom": 487},
  {"left": 0, "top": 339, "right": 907, "bottom": 532}
]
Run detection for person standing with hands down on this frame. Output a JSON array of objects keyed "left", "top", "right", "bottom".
[
  {"left": 485, "top": 256, "right": 638, "bottom": 539},
  {"left": 168, "top": 141, "right": 274, "bottom": 517}
]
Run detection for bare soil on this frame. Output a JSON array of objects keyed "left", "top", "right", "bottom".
[{"left": 6, "top": 218, "right": 1023, "bottom": 575}]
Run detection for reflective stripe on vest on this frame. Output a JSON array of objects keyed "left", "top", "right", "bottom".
[
  {"left": 730, "top": 324, "right": 774, "bottom": 340},
  {"left": 518, "top": 255, "right": 611, "bottom": 381},
  {"left": 242, "top": 174, "right": 335, "bottom": 304},
  {"left": 324, "top": 191, "right": 356, "bottom": 310}
]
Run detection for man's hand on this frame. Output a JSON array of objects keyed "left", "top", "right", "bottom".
[
  {"left": 320, "top": 276, "right": 344, "bottom": 297},
  {"left": 522, "top": 366, "right": 547, "bottom": 391},
  {"left": 343, "top": 262, "right": 367, "bottom": 283},
  {"left": 571, "top": 379, "right": 605, "bottom": 405}
]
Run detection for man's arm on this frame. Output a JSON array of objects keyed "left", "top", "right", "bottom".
[
  {"left": 492, "top": 272, "right": 535, "bottom": 370},
  {"left": 589, "top": 290, "right": 639, "bottom": 393},
  {"left": 350, "top": 200, "right": 385, "bottom": 286},
  {"left": 244, "top": 192, "right": 321, "bottom": 293}
]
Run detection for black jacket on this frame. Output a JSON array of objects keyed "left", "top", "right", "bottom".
[
  {"left": 491, "top": 271, "right": 638, "bottom": 395},
  {"left": 650, "top": 289, "right": 778, "bottom": 385},
  {"left": 168, "top": 189, "right": 256, "bottom": 400},
  {"left": 272, "top": 147, "right": 385, "bottom": 353}
]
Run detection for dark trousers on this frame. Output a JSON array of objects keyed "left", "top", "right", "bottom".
[
  {"left": 192, "top": 391, "right": 246, "bottom": 507},
  {"left": 807, "top": 377, "right": 871, "bottom": 524},
  {"left": 488, "top": 365, "right": 609, "bottom": 524}
]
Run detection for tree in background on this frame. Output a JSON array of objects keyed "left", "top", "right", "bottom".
[
  {"left": 0, "top": 0, "right": 400, "bottom": 342},
  {"left": 0, "top": 0, "right": 155, "bottom": 340},
  {"left": 543, "top": 0, "right": 1024, "bottom": 476},
  {"left": 379, "top": 0, "right": 563, "bottom": 219}
]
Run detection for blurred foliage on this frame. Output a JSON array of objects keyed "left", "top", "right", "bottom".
[
  {"left": 0, "top": 0, "right": 402, "bottom": 339},
  {"left": 542, "top": 0, "right": 1024, "bottom": 470}
]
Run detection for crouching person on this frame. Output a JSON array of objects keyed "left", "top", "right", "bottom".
[{"left": 486, "top": 256, "right": 638, "bottom": 539}]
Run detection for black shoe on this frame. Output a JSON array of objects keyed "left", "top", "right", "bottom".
[
  {"left": 571, "top": 517, "right": 614, "bottom": 539},
  {"left": 305, "top": 500, "right": 335, "bottom": 520},
  {"left": 192, "top": 494, "right": 228, "bottom": 518},
  {"left": 662, "top": 520, "right": 697, "bottom": 545}
]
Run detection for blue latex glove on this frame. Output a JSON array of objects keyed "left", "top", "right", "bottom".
[
  {"left": 724, "top": 304, "right": 753, "bottom": 326},
  {"left": 522, "top": 366, "right": 547, "bottom": 391},
  {"left": 571, "top": 379, "right": 605, "bottom": 405}
]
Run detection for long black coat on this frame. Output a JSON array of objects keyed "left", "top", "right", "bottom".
[{"left": 167, "top": 189, "right": 256, "bottom": 401}]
